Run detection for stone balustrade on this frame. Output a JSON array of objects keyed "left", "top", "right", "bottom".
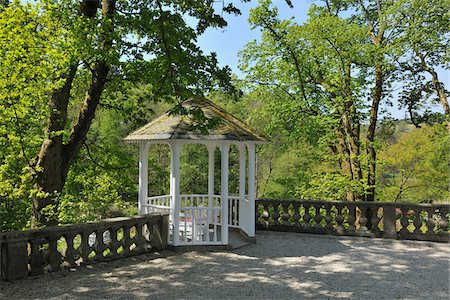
[
  {"left": 0, "top": 213, "right": 169, "bottom": 281},
  {"left": 256, "top": 199, "right": 449, "bottom": 242}
]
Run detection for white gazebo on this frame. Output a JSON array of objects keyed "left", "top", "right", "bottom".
[{"left": 124, "top": 97, "right": 268, "bottom": 246}]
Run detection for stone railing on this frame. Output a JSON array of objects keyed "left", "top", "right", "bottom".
[
  {"left": 0, "top": 213, "right": 169, "bottom": 281},
  {"left": 256, "top": 199, "right": 449, "bottom": 243}
]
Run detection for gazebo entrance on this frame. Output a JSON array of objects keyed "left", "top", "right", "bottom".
[{"left": 125, "top": 97, "right": 267, "bottom": 246}]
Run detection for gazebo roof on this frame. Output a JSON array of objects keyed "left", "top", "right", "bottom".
[{"left": 124, "top": 97, "right": 268, "bottom": 143}]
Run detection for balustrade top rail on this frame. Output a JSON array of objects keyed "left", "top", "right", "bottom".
[{"left": 256, "top": 199, "right": 449, "bottom": 243}]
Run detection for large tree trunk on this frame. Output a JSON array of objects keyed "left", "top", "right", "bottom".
[
  {"left": 366, "top": 50, "right": 383, "bottom": 202},
  {"left": 32, "top": 66, "right": 78, "bottom": 227},
  {"left": 341, "top": 61, "right": 363, "bottom": 201},
  {"left": 31, "top": 0, "right": 115, "bottom": 227}
]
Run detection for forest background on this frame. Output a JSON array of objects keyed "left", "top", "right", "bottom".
[{"left": 0, "top": 0, "right": 448, "bottom": 231}]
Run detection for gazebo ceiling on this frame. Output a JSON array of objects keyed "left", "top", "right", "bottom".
[{"left": 124, "top": 97, "right": 268, "bottom": 143}]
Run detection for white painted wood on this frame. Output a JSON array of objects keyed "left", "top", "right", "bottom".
[
  {"left": 171, "top": 141, "right": 182, "bottom": 246},
  {"left": 238, "top": 143, "right": 246, "bottom": 233},
  {"left": 228, "top": 196, "right": 240, "bottom": 228},
  {"left": 138, "top": 142, "right": 149, "bottom": 215},
  {"left": 220, "top": 144, "right": 229, "bottom": 245},
  {"left": 247, "top": 143, "right": 256, "bottom": 237},
  {"left": 207, "top": 144, "right": 215, "bottom": 226}
]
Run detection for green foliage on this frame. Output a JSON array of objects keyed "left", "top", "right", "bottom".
[
  {"left": 377, "top": 124, "right": 449, "bottom": 203},
  {"left": 0, "top": 0, "right": 241, "bottom": 230},
  {"left": 1, "top": 0, "right": 448, "bottom": 232},
  {"left": 58, "top": 109, "right": 137, "bottom": 223}
]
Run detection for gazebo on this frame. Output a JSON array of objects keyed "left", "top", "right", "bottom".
[{"left": 124, "top": 97, "right": 267, "bottom": 246}]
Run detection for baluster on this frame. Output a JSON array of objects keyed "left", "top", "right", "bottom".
[
  {"left": 292, "top": 202, "right": 301, "bottom": 226},
  {"left": 262, "top": 203, "right": 270, "bottom": 227},
  {"left": 424, "top": 208, "right": 436, "bottom": 238},
  {"left": 399, "top": 207, "right": 410, "bottom": 236},
  {"left": 47, "top": 236, "right": 61, "bottom": 272},
  {"left": 134, "top": 222, "right": 145, "bottom": 251},
  {"left": 80, "top": 230, "right": 92, "bottom": 263},
  {"left": 313, "top": 204, "right": 322, "bottom": 230},
  {"left": 272, "top": 202, "right": 280, "bottom": 226},
  {"left": 108, "top": 227, "right": 119, "bottom": 258},
  {"left": 347, "top": 204, "right": 356, "bottom": 233},
  {"left": 324, "top": 203, "right": 333, "bottom": 233},
  {"left": 413, "top": 208, "right": 423, "bottom": 235},
  {"left": 371, "top": 205, "right": 382, "bottom": 236},
  {"left": 64, "top": 233, "right": 76, "bottom": 267},
  {"left": 122, "top": 226, "right": 131, "bottom": 256},
  {"left": 281, "top": 202, "right": 290, "bottom": 226},
  {"left": 303, "top": 203, "right": 311, "bottom": 230},
  {"left": 358, "top": 206, "right": 368, "bottom": 235},
  {"left": 334, "top": 204, "right": 344, "bottom": 234}
]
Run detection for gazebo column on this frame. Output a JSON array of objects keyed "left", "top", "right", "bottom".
[
  {"left": 221, "top": 143, "right": 229, "bottom": 245},
  {"left": 237, "top": 143, "right": 247, "bottom": 234},
  {"left": 207, "top": 144, "right": 215, "bottom": 226},
  {"left": 247, "top": 143, "right": 256, "bottom": 238},
  {"left": 171, "top": 141, "right": 182, "bottom": 246},
  {"left": 138, "top": 142, "right": 150, "bottom": 215}
]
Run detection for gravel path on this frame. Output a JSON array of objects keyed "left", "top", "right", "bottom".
[{"left": 1, "top": 231, "right": 449, "bottom": 299}]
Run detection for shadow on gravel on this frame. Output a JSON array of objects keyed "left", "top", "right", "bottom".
[{"left": 2, "top": 231, "right": 449, "bottom": 299}]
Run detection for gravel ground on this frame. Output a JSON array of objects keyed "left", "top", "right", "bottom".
[{"left": 1, "top": 231, "right": 449, "bottom": 300}]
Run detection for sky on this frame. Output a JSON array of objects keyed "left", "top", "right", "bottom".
[
  {"left": 196, "top": 0, "right": 309, "bottom": 77},
  {"left": 189, "top": 0, "right": 448, "bottom": 120}
]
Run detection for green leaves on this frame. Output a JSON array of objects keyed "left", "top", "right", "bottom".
[{"left": 0, "top": 0, "right": 240, "bottom": 230}]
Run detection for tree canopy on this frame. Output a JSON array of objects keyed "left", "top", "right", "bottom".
[{"left": 0, "top": 0, "right": 448, "bottom": 231}]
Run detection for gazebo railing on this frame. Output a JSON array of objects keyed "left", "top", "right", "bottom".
[
  {"left": 178, "top": 206, "right": 222, "bottom": 244},
  {"left": 146, "top": 195, "right": 172, "bottom": 210},
  {"left": 142, "top": 194, "right": 244, "bottom": 245}
]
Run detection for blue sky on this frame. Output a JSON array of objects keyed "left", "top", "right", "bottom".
[
  {"left": 191, "top": 1, "right": 448, "bottom": 120},
  {"left": 196, "top": 1, "right": 308, "bottom": 77}
]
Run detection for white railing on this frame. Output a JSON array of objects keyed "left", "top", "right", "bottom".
[
  {"left": 177, "top": 206, "right": 222, "bottom": 245},
  {"left": 142, "top": 194, "right": 245, "bottom": 246},
  {"left": 180, "top": 194, "right": 219, "bottom": 208},
  {"left": 145, "top": 195, "right": 172, "bottom": 211}
]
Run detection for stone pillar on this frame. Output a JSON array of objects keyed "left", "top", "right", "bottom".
[
  {"left": 383, "top": 203, "right": 398, "bottom": 239},
  {"left": 1, "top": 233, "right": 28, "bottom": 281}
]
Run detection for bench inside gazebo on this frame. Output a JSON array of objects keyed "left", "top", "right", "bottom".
[{"left": 124, "top": 97, "right": 267, "bottom": 246}]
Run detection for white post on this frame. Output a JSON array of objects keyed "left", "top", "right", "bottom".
[
  {"left": 138, "top": 142, "right": 149, "bottom": 215},
  {"left": 238, "top": 143, "right": 246, "bottom": 233},
  {"left": 207, "top": 144, "right": 215, "bottom": 226},
  {"left": 171, "top": 141, "right": 182, "bottom": 246},
  {"left": 221, "top": 143, "right": 229, "bottom": 245},
  {"left": 247, "top": 143, "right": 256, "bottom": 237}
]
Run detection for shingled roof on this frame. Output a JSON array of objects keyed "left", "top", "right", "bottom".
[{"left": 124, "top": 97, "right": 268, "bottom": 143}]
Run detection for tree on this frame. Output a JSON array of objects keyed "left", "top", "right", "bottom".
[
  {"left": 390, "top": 0, "right": 450, "bottom": 118},
  {"left": 0, "top": 0, "right": 238, "bottom": 227},
  {"left": 240, "top": 0, "right": 371, "bottom": 200},
  {"left": 377, "top": 124, "right": 449, "bottom": 203}
]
